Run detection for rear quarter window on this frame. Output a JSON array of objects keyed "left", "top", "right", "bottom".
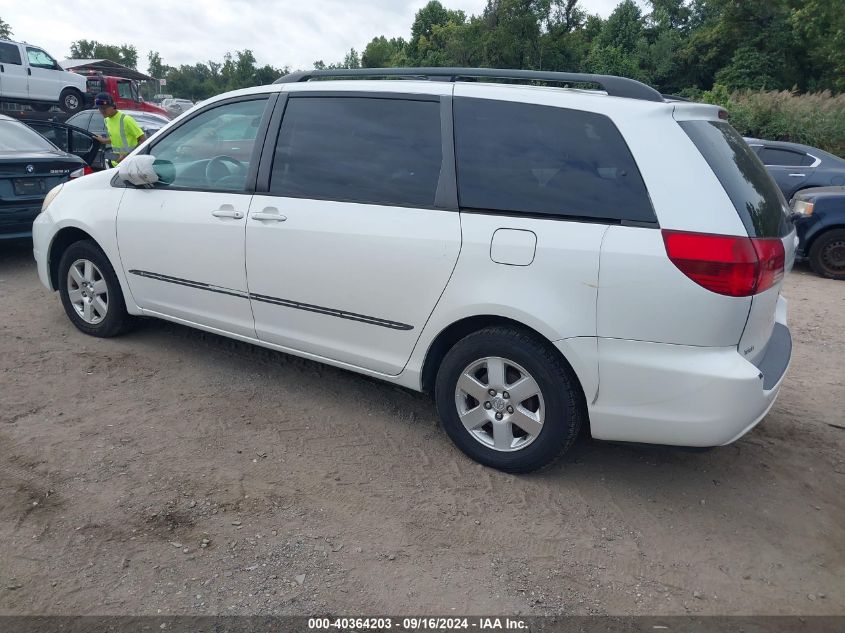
[
  {"left": 454, "top": 98, "right": 656, "bottom": 224},
  {"left": 680, "top": 120, "right": 791, "bottom": 238}
]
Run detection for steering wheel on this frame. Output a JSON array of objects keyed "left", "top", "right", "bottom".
[{"left": 205, "top": 155, "right": 245, "bottom": 185}]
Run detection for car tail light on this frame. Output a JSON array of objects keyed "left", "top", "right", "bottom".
[
  {"left": 69, "top": 166, "right": 93, "bottom": 179},
  {"left": 662, "top": 230, "right": 785, "bottom": 297}
]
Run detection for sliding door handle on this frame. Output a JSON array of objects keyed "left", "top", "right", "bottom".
[{"left": 252, "top": 209, "right": 287, "bottom": 222}]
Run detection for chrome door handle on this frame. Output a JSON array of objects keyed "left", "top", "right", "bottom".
[
  {"left": 788, "top": 173, "right": 806, "bottom": 177},
  {"left": 252, "top": 211, "right": 287, "bottom": 222},
  {"left": 212, "top": 207, "right": 244, "bottom": 219}
]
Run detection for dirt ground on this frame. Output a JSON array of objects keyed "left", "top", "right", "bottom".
[{"left": 0, "top": 238, "right": 843, "bottom": 616}]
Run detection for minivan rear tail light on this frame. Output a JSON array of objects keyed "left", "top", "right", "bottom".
[
  {"left": 662, "top": 230, "right": 784, "bottom": 297},
  {"left": 69, "top": 166, "right": 93, "bottom": 179}
]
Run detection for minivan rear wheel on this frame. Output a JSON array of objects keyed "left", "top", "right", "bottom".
[
  {"left": 435, "top": 327, "right": 585, "bottom": 473},
  {"left": 809, "top": 228, "right": 845, "bottom": 280}
]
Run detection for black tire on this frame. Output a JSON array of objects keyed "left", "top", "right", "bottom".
[
  {"left": 31, "top": 103, "right": 53, "bottom": 112},
  {"left": 59, "top": 88, "right": 84, "bottom": 115},
  {"left": 808, "top": 228, "right": 845, "bottom": 280},
  {"left": 434, "top": 326, "right": 586, "bottom": 473},
  {"left": 58, "top": 240, "right": 134, "bottom": 337}
]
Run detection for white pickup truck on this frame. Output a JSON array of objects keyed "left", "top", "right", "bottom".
[{"left": 0, "top": 39, "right": 88, "bottom": 114}]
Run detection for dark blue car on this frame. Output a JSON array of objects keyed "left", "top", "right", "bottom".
[
  {"left": 745, "top": 138, "right": 845, "bottom": 201},
  {"left": 790, "top": 186, "right": 845, "bottom": 280}
]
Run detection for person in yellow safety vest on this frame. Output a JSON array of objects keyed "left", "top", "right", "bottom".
[{"left": 92, "top": 92, "right": 146, "bottom": 167}]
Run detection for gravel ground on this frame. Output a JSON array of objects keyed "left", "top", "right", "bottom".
[{"left": 0, "top": 238, "right": 843, "bottom": 616}]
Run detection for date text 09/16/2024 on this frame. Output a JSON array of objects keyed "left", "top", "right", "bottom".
[{"left": 307, "top": 617, "right": 528, "bottom": 630}]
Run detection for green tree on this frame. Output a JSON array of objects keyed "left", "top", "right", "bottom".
[
  {"left": 69, "top": 40, "right": 139, "bottom": 69},
  {"left": 585, "top": 0, "right": 649, "bottom": 80},
  {"left": 592, "top": 0, "right": 644, "bottom": 53},
  {"left": 790, "top": 0, "right": 845, "bottom": 92},
  {"left": 0, "top": 17, "right": 12, "bottom": 39},
  {"left": 714, "top": 45, "right": 779, "bottom": 91},
  {"left": 409, "top": 1, "right": 467, "bottom": 64},
  {"left": 147, "top": 51, "right": 168, "bottom": 80},
  {"left": 362, "top": 36, "right": 407, "bottom": 68}
]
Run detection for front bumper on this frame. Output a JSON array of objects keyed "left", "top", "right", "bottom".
[{"left": 32, "top": 213, "right": 54, "bottom": 291}]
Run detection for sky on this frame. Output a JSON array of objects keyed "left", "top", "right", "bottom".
[{"left": 3, "top": 0, "right": 631, "bottom": 76}]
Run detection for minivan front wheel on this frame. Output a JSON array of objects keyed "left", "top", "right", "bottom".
[
  {"left": 58, "top": 240, "right": 133, "bottom": 337},
  {"left": 435, "top": 327, "right": 585, "bottom": 473}
]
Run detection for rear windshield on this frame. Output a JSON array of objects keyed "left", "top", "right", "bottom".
[
  {"left": 0, "top": 121, "right": 56, "bottom": 152},
  {"left": 679, "top": 120, "right": 790, "bottom": 237}
]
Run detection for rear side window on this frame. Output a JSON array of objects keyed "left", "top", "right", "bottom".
[
  {"left": 0, "top": 121, "right": 56, "bottom": 151},
  {"left": 758, "top": 147, "right": 815, "bottom": 167},
  {"left": 270, "top": 97, "right": 442, "bottom": 208},
  {"left": 0, "top": 42, "right": 22, "bottom": 65},
  {"left": 680, "top": 121, "right": 790, "bottom": 237},
  {"left": 454, "top": 98, "right": 656, "bottom": 223},
  {"left": 67, "top": 111, "right": 94, "bottom": 131}
]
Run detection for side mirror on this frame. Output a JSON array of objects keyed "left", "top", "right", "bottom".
[
  {"left": 118, "top": 154, "right": 174, "bottom": 186},
  {"left": 153, "top": 159, "right": 175, "bottom": 185}
]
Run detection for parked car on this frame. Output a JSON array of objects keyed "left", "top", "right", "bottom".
[
  {"left": 790, "top": 186, "right": 845, "bottom": 280},
  {"left": 32, "top": 68, "right": 794, "bottom": 472},
  {"left": 63, "top": 109, "right": 170, "bottom": 167},
  {"left": 0, "top": 39, "right": 88, "bottom": 114},
  {"left": 66, "top": 108, "right": 170, "bottom": 139},
  {"left": 25, "top": 120, "right": 107, "bottom": 170},
  {"left": 161, "top": 98, "right": 194, "bottom": 116},
  {"left": 0, "top": 114, "right": 87, "bottom": 239},
  {"left": 745, "top": 137, "right": 845, "bottom": 201},
  {"left": 79, "top": 73, "right": 171, "bottom": 118}
]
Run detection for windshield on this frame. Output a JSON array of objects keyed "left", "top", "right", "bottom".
[{"left": 0, "top": 121, "right": 57, "bottom": 152}]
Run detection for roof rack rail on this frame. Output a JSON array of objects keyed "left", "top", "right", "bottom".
[{"left": 274, "top": 67, "right": 665, "bottom": 103}]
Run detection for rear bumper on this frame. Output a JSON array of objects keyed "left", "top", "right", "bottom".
[
  {"left": 0, "top": 204, "right": 40, "bottom": 239},
  {"left": 585, "top": 307, "right": 791, "bottom": 447}
]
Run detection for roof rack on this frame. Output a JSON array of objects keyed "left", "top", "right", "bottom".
[{"left": 274, "top": 67, "right": 665, "bottom": 103}]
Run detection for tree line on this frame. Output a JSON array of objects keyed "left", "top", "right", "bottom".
[
  {"left": 353, "top": 0, "right": 842, "bottom": 96},
  {"left": 3, "top": 0, "right": 843, "bottom": 99}
]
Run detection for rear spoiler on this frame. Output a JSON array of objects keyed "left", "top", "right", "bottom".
[{"left": 671, "top": 103, "right": 729, "bottom": 122}]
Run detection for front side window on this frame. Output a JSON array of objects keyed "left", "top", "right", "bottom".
[
  {"left": 150, "top": 98, "right": 268, "bottom": 191},
  {"left": 454, "top": 98, "right": 656, "bottom": 223},
  {"left": 0, "top": 42, "right": 22, "bottom": 65},
  {"left": 26, "top": 47, "right": 57, "bottom": 70},
  {"left": 269, "top": 96, "right": 442, "bottom": 208},
  {"left": 117, "top": 81, "right": 133, "bottom": 100}
]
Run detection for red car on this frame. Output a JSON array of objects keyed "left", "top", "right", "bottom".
[{"left": 78, "top": 72, "right": 170, "bottom": 118}]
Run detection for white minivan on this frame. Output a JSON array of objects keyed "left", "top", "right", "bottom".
[
  {"left": 0, "top": 39, "right": 87, "bottom": 114},
  {"left": 32, "top": 68, "right": 795, "bottom": 473}
]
